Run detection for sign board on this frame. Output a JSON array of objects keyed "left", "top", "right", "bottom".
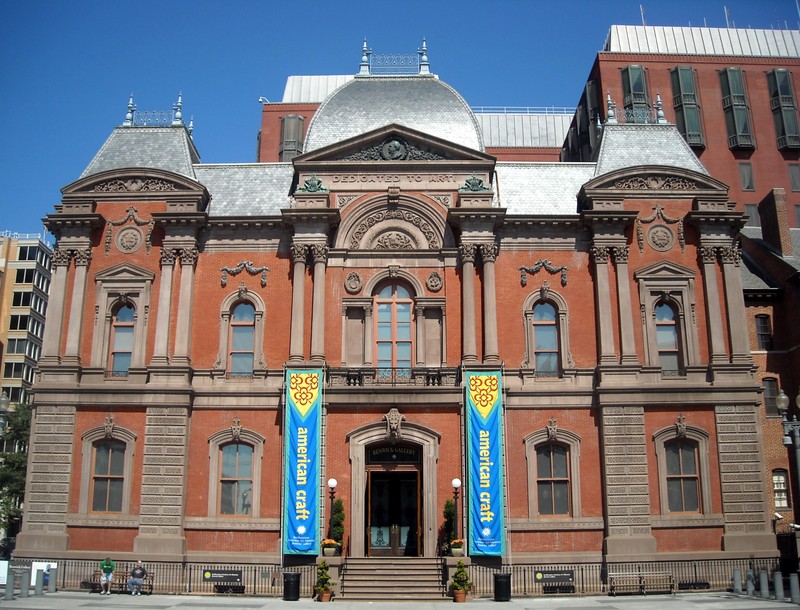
[
  {"left": 30, "top": 562, "right": 57, "bottom": 586},
  {"left": 202, "top": 569, "right": 242, "bottom": 583},
  {"left": 535, "top": 569, "right": 574, "bottom": 583}
]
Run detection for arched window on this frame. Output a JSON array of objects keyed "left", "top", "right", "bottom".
[
  {"left": 655, "top": 301, "right": 681, "bottom": 375},
  {"left": 92, "top": 439, "right": 126, "bottom": 512},
  {"left": 532, "top": 303, "right": 559, "bottom": 377},
  {"left": 109, "top": 304, "right": 135, "bottom": 376},
  {"left": 219, "top": 442, "right": 254, "bottom": 515},
  {"left": 755, "top": 314, "right": 773, "bottom": 350},
  {"left": 665, "top": 438, "right": 700, "bottom": 512},
  {"left": 536, "top": 443, "right": 570, "bottom": 515},
  {"left": 229, "top": 302, "right": 255, "bottom": 377},
  {"left": 375, "top": 282, "right": 413, "bottom": 380}
]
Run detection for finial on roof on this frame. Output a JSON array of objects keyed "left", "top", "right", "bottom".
[
  {"left": 606, "top": 92, "right": 617, "bottom": 124},
  {"left": 359, "top": 39, "right": 372, "bottom": 75},
  {"left": 655, "top": 93, "right": 666, "bottom": 123},
  {"left": 123, "top": 94, "right": 137, "bottom": 127},
  {"left": 188, "top": 116, "right": 194, "bottom": 137},
  {"left": 172, "top": 92, "right": 184, "bottom": 126},
  {"left": 418, "top": 38, "right": 430, "bottom": 75}
]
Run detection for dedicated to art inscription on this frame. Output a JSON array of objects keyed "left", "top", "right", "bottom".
[{"left": 331, "top": 173, "right": 456, "bottom": 185}]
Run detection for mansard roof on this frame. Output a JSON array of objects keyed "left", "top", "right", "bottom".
[
  {"left": 81, "top": 126, "right": 200, "bottom": 180},
  {"left": 193, "top": 163, "right": 294, "bottom": 217}
]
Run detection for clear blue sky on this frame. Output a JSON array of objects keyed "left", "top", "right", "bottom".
[{"left": 1, "top": 0, "right": 797, "bottom": 235}]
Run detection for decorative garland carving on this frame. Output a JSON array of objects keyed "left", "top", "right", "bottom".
[
  {"left": 94, "top": 178, "right": 178, "bottom": 193},
  {"left": 613, "top": 175, "right": 698, "bottom": 191},
  {"left": 519, "top": 260, "right": 568, "bottom": 287},
  {"left": 338, "top": 138, "right": 447, "bottom": 161},
  {"left": 637, "top": 205, "right": 685, "bottom": 253},
  {"left": 220, "top": 260, "right": 270, "bottom": 287},
  {"left": 350, "top": 210, "right": 439, "bottom": 249},
  {"left": 104, "top": 206, "right": 155, "bottom": 255},
  {"left": 375, "top": 232, "right": 415, "bottom": 250}
]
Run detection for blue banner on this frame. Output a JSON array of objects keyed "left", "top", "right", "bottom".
[
  {"left": 465, "top": 371, "right": 506, "bottom": 556},
  {"left": 283, "top": 369, "right": 322, "bottom": 555}
]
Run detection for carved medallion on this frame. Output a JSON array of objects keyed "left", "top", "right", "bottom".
[
  {"left": 381, "top": 138, "right": 408, "bottom": 160},
  {"left": 344, "top": 271, "right": 363, "bottom": 294},
  {"left": 375, "top": 231, "right": 414, "bottom": 250},
  {"left": 426, "top": 271, "right": 443, "bottom": 293},
  {"left": 116, "top": 227, "right": 143, "bottom": 253},
  {"left": 647, "top": 224, "right": 675, "bottom": 252}
]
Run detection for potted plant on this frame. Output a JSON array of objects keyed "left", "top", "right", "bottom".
[
  {"left": 315, "top": 560, "right": 336, "bottom": 602},
  {"left": 321, "top": 538, "right": 340, "bottom": 557},
  {"left": 449, "top": 560, "right": 472, "bottom": 603},
  {"left": 450, "top": 538, "right": 464, "bottom": 557}
]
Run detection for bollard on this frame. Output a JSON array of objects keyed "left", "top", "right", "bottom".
[
  {"left": 47, "top": 566, "right": 57, "bottom": 593},
  {"left": 775, "top": 571, "right": 785, "bottom": 601},
  {"left": 789, "top": 572, "right": 800, "bottom": 604},
  {"left": 19, "top": 569, "right": 30, "bottom": 598},
  {"left": 34, "top": 569, "right": 44, "bottom": 595},
  {"left": 746, "top": 569, "right": 755, "bottom": 596},
  {"left": 733, "top": 568, "right": 742, "bottom": 594},
  {"left": 4, "top": 570, "right": 14, "bottom": 600},
  {"left": 760, "top": 570, "right": 770, "bottom": 599}
]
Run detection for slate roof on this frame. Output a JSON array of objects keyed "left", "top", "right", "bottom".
[
  {"left": 304, "top": 75, "right": 484, "bottom": 153},
  {"left": 475, "top": 113, "right": 572, "bottom": 148},
  {"left": 282, "top": 75, "right": 355, "bottom": 103},
  {"left": 81, "top": 126, "right": 200, "bottom": 179},
  {"left": 193, "top": 164, "right": 294, "bottom": 217},
  {"left": 593, "top": 123, "right": 709, "bottom": 177},
  {"left": 495, "top": 162, "right": 595, "bottom": 215},
  {"left": 604, "top": 25, "right": 800, "bottom": 58}
]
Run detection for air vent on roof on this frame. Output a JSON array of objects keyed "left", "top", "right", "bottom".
[{"left": 280, "top": 115, "right": 306, "bottom": 161}]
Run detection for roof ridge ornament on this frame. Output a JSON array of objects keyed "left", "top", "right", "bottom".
[
  {"left": 172, "top": 92, "right": 184, "bottom": 126},
  {"left": 606, "top": 92, "right": 617, "bottom": 124},
  {"left": 418, "top": 38, "right": 430, "bottom": 75},
  {"left": 656, "top": 93, "right": 667, "bottom": 124},
  {"left": 123, "top": 94, "right": 137, "bottom": 127},
  {"left": 359, "top": 39, "right": 372, "bottom": 75}
]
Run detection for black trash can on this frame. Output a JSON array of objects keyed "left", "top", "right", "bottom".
[
  {"left": 283, "top": 572, "right": 300, "bottom": 601},
  {"left": 494, "top": 572, "right": 511, "bottom": 601}
]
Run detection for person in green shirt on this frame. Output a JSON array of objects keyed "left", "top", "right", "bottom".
[{"left": 99, "top": 557, "right": 115, "bottom": 595}]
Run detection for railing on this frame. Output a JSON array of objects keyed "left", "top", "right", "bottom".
[
  {"left": 471, "top": 106, "right": 576, "bottom": 115},
  {"left": 327, "top": 367, "right": 460, "bottom": 388}
]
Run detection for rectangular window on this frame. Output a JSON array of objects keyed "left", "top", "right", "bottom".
[
  {"left": 774, "top": 470, "right": 790, "bottom": 509},
  {"left": 790, "top": 164, "right": 800, "bottom": 191},
  {"left": 745, "top": 204, "right": 760, "bottom": 227},
  {"left": 536, "top": 444, "right": 570, "bottom": 515},
  {"left": 768, "top": 69, "right": 800, "bottom": 150},
  {"left": 9, "top": 315, "right": 28, "bottom": 331},
  {"left": 11, "top": 292, "right": 32, "bottom": 307},
  {"left": 622, "top": 65, "right": 651, "bottom": 123},
  {"left": 764, "top": 378, "right": 779, "bottom": 416},
  {"left": 14, "top": 269, "right": 34, "bottom": 284},
  {"left": 92, "top": 440, "right": 125, "bottom": 512},
  {"left": 720, "top": 68, "right": 755, "bottom": 149},
  {"left": 3, "top": 362, "right": 26, "bottom": 379},
  {"left": 756, "top": 315, "right": 773, "bottom": 350},
  {"left": 6, "top": 339, "right": 26, "bottom": 355},
  {"left": 17, "top": 246, "right": 38, "bottom": 261},
  {"left": 739, "top": 162, "right": 755, "bottom": 191},
  {"left": 671, "top": 67, "right": 705, "bottom": 147},
  {"left": 666, "top": 439, "right": 700, "bottom": 512},
  {"left": 219, "top": 443, "right": 254, "bottom": 515}
]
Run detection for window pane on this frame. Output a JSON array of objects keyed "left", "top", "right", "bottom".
[
  {"left": 377, "top": 343, "right": 392, "bottom": 361},
  {"left": 377, "top": 303, "right": 391, "bottom": 321},
  {"left": 108, "top": 479, "right": 123, "bottom": 512},
  {"left": 377, "top": 321, "right": 391, "bottom": 340},
  {"left": 657, "top": 327, "right": 677, "bottom": 349},
  {"left": 537, "top": 483, "right": 553, "bottom": 515},
  {"left": 536, "top": 447, "right": 551, "bottom": 476},
  {"left": 655, "top": 304, "right": 674, "bottom": 321},
  {"left": 396, "top": 322, "right": 411, "bottom": 341},
  {"left": 681, "top": 444, "right": 697, "bottom": 475},
  {"left": 535, "top": 326, "right": 557, "bottom": 350},
  {"left": 659, "top": 353, "right": 679, "bottom": 372},
  {"left": 112, "top": 353, "right": 131, "bottom": 373},
  {"left": 536, "top": 352, "right": 558, "bottom": 373},
  {"left": 553, "top": 481, "right": 569, "bottom": 514},
  {"left": 665, "top": 443, "right": 680, "bottom": 474},
  {"left": 396, "top": 342, "right": 411, "bottom": 361},
  {"left": 230, "top": 353, "right": 253, "bottom": 373},
  {"left": 552, "top": 445, "right": 568, "bottom": 478},
  {"left": 92, "top": 479, "right": 109, "bottom": 511},
  {"left": 396, "top": 303, "right": 410, "bottom": 321},
  {"left": 114, "top": 327, "right": 134, "bottom": 351},
  {"left": 221, "top": 445, "right": 237, "bottom": 478},
  {"left": 395, "top": 285, "right": 410, "bottom": 299},
  {"left": 116, "top": 306, "right": 135, "bottom": 323},
  {"left": 239, "top": 481, "right": 253, "bottom": 514},
  {"left": 533, "top": 303, "right": 556, "bottom": 321},
  {"left": 238, "top": 446, "right": 253, "bottom": 477},
  {"left": 667, "top": 479, "right": 684, "bottom": 512},
  {"left": 231, "top": 326, "right": 254, "bottom": 351},
  {"left": 109, "top": 444, "right": 125, "bottom": 476},
  {"left": 220, "top": 481, "right": 235, "bottom": 514},
  {"left": 94, "top": 445, "right": 110, "bottom": 475},
  {"left": 682, "top": 479, "right": 699, "bottom": 511},
  {"left": 232, "top": 303, "right": 255, "bottom": 322}
]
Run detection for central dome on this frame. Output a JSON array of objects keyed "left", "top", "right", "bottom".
[{"left": 303, "top": 75, "right": 484, "bottom": 153}]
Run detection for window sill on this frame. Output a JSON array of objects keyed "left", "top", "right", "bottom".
[{"left": 651, "top": 514, "right": 724, "bottom": 528}]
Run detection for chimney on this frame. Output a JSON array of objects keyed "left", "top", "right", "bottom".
[{"left": 758, "top": 188, "right": 793, "bottom": 256}]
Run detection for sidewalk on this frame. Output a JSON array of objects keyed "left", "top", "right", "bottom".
[{"left": 0, "top": 591, "right": 795, "bottom": 609}]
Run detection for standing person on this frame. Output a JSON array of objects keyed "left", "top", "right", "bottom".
[
  {"left": 99, "top": 556, "right": 115, "bottom": 595},
  {"left": 127, "top": 560, "right": 147, "bottom": 595}
]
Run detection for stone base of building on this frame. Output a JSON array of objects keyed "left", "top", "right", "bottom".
[
  {"left": 134, "top": 535, "right": 186, "bottom": 558},
  {"left": 723, "top": 532, "right": 777, "bottom": 553},
  {"left": 604, "top": 534, "right": 657, "bottom": 561},
  {"left": 13, "top": 531, "right": 69, "bottom": 556}
]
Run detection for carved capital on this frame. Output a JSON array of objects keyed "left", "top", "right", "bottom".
[
  {"left": 179, "top": 247, "right": 198, "bottom": 267},
  {"left": 719, "top": 245, "right": 741, "bottom": 266},
  {"left": 311, "top": 244, "right": 329, "bottom": 263},
  {"left": 459, "top": 243, "right": 478, "bottom": 264},
  {"left": 612, "top": 246, "right": 629, "bottom": 264},
  {"left": 480, "top": 243, "right": 499, "bottom": 263},
  {"left": 699, "top": 246, "right": 719, "bottom": 264},
  {"left": 160, "top": 248, "right": 177, "bottom": 266},
  {"left": 73, "top": 248, "right": 92, "bottom": 267},
  {"left": 52, "top": 247, "right": 71, "bottom": 267},
  {"left": 290, "top": 243, "right": 308, "bottom": 264},
  {"left": 591, "top": 246, "right": 609, "bottom": 264}
]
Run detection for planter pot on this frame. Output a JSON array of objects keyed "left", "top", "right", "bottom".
[
  {"left": 323, "top": 547, "right": 336, "bottom": 556},
  {"left": 318, "top": 590, "right": 333, "bottom": 602},
  {"left": 451, "top": 547, "right": 464, "bottom": 557},
  {"left": 453, "top": 589, "right": 467, "bottom": 603}
]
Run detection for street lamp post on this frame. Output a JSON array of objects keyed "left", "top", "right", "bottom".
[
  {"left": 778, "top": 391, "right": 800, "bottom": 522},
  {"left": 452, "top": 478, "right": 462, "bottom": 541},
  {"left": 327, "top": 478, "right": 337, "bottom": 541}
]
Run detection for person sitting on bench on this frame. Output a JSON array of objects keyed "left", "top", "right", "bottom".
[{"left": 127, "top": 560, "right": 148, "bottom": 596}]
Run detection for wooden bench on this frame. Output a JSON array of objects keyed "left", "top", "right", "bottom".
[
  {"left": 88, "top": 569, "right": 155, "bottom": 595},
  {"left": 608, "top": 571, "right": 674, "bottom": 596}
]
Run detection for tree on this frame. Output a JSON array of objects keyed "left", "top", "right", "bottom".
[
  {"left": 0, "top": 403, "right": 31, "bottom": 536},
  {"left": 331, "top": 498, "right": 345, "bottom": 545}
]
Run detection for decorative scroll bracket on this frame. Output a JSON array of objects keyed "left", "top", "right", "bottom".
[{"left": 519, "top": 260, "right": 568, "bottom": 287}]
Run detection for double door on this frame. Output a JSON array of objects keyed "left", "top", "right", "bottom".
[{"left": 367, "top": 470, "right": 420, "bottom": 556}]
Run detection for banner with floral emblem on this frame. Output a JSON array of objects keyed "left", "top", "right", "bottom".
[
  {"left": 283, "top": 369, "right": 322, "bottom": 554},
  {"left": 465, "top": 370, "right": 506, "bottom": 556}
]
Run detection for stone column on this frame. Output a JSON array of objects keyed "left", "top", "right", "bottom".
[
  {"left": 719, "top": 245, "right": 751, "bottom": 363},
  {"left": 364, "top": 304, "right": 374, "bottom": 366},
  {"left": 133, "top": 406, "right": 189, "bottom": 558},
  {"left": 13, "top": 403, "right": 74, "bottom": 553},
  {"left": 62, "top": 249, "right": 91, "bottom": 364},
  {"left": 613, "top": 247, "right": 638, "bottom": 364},
  {"left": 310, "top": 244, "right": 328, "bottom": 364},
  {"left": 172, "top": 248, "right": 197, "bottom": 365},
  {"left": 480, "top": 244, "right": 500, "bottom": 364},
  {"left": 699, "top": 246, "right": 727, "bottom": 364},
  {"left": 459, "top": 243, "right": 478, "bottom": 364},
  {"left": 289, "top": 244, "right": 308, "bottom": 363},
  {"left": 601, "top": 405, "right": 656, "bottom": 557},
  {"left": 151, "top": 248, "right": 176, "bottom": 364},
  {"left": 591, "top": 246, "right": 617, "bottom": 364},
  {"left": 40, "top": 248, "right": 70, "bottom": 363}
]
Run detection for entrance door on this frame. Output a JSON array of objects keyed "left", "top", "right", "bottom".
[{"left": 367, "top": 470, "right": 419, "bottom": 556}]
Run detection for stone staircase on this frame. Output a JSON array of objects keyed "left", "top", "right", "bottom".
[{"left": 339, "top": 557, "right": 448, "bottom": 600}]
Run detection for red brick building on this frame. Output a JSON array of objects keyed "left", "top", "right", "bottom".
[{"left": 14, "top": 34, "right": 787, "bottom": 594}]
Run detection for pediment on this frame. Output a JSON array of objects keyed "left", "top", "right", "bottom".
[
  {"left": 63, "top": 168, "right": 207, "bottom": 197},
  {"left": 633, "top": 260, "right": 695, "bottom": 281},
  {"left": 580, "top": 165, "right": 728, "bottom": 198},
  {"left": 293, "top": 124, "right": 495, "bottom": 165},
  {"left": 94, "top": 262, "right": 156, "bottom": 283}
]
